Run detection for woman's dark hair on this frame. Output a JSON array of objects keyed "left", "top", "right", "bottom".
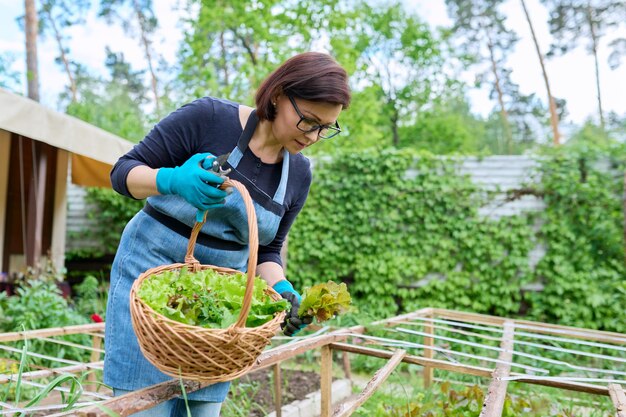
[{"left": 255, "top": 52, "right": 351, "bottom": 121}]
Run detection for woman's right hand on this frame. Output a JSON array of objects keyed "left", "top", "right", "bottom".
[{"left": 156, "top": 153, "right": 228, "bottom": 211}]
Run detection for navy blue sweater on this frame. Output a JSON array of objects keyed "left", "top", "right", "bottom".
[{"left": 110, "top": 97, "right": 312, "bottom": 267}]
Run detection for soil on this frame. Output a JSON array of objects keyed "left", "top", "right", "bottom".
[{"left": 226, "top": 368, "right": 321, "bottom": 416}]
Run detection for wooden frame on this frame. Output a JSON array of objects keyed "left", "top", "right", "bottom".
[{"left": 2, "top": 309, "right": 626, "bottom": 416}]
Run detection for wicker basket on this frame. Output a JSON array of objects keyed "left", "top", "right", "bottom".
[{"left": 129, "top": 179, "right": 286, "bottom": 383}]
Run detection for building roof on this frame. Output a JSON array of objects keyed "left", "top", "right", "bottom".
[{"left": 0, "top": 88, "right": 134, "bottom": 187}]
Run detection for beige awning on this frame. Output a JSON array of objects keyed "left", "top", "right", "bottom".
[{"left": 0, "top": 88, "right": 134, "bottom": 188}]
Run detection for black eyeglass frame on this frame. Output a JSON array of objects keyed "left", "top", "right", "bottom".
[{"left": 287, "top": 95, "right": 342, "bottom": 139}]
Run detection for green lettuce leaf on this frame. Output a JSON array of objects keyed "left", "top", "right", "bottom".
[
  {"left": 137, "top": 267, "right": 289, "bottom": 329},
  {"left": 298, "top": 281, "right": 352, "bottom": 322}
]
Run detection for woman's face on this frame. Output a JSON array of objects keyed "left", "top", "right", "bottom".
[{"left": 272, "top": 94, "right": 343, "bottom": 154}]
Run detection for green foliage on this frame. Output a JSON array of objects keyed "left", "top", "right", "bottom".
[
  {"left": 0, "top": 274, "right": 92, "bottom": 367},
  {"left": 68, "top": 187, "right": 144, "bottom": 258},
  {"left": 0, "top": 52, "right": 22, "bottom": 92},
  {"left": 288, "top": 148, "right": 535, "bottom": 319},
  {"left": 398, "top": 97, "right": 486, "bottom": 154},
  {"left": 298, "top": 281, "right": 352, "bottom": 322},
  {"left": 73, "top": 275, "right": 108, "bottom": 319},
  {"left": 526, "top": 143, "right": 626, "bottom": 331},
  {"left": 0, "top": 280, "right": 85, "bottom": 333},
  {"left": 138, "top": 268, "right": 289, "bottom": 328},
  {"left": 288, "top": 145, "right": 626, "bottom": 331},
  {"left": 353, "top": 377, "right": 613, "bottom": 416}
]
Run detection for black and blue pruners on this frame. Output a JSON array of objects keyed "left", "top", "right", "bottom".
[{"left": 206, "top": 152, "right": 232, "bottom": 179}]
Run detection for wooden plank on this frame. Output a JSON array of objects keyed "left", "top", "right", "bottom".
[
  {"left": 480, "top": 321, "right": 515, "bottom": 417},
  {"left": 0, "top": 323, "right": 105, "bottom": 342},
  {"left": 341, "top": 351, "right": 352, "bottom": 380},
  {"left": 87, "top": 336, "right": 103, "bottom": 391},
  {"left": 609, "top": 384, "right": 626, "bottom": 417},
  {"left": 60, "top": 333, "right": 348, "bottom": 416},
  {"left": 50, "top": 149, "right": 68, "bottom": 270},
  {"left": 321, "top": 345, "right": 333, "bottom": 417},
  {"left": 25, "top": 141, "right": 47, "bottom": 266},
  {"left": 330, "top": 342, "right": 493, "bottom": 378},
  {"left": 331, "top": 342, "right": 610, "bottom": 396},
  {"left": 433, "top": 309, "right": 626, "bottom": 345},
  {"left": 273, "top": 364, "right": 282, "bottom": 417},
  {"left": 333, "top": 350, "right": 406, "bottom": 417},
  {"left": 422, "top": 314, "right": 434, "bottom": 387},
  {"left": 0, "top": 129, "right": 10, "bottom": 272}
]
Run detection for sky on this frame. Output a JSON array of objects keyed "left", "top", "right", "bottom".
[{"left": 1, "top": 0, "right": 625, "bottom": 127}]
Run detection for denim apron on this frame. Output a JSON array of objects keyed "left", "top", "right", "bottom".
[{"left": 103, "top": 110, "right": 290, "bottom": 401}]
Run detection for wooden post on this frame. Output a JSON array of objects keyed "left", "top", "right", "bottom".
[
  {"left": 320, "top": 345, "right": 332, "bottom": 417},
  {"left": 25, "top": 141, "right": 47, "bottom": 267},
  {"left": 341, "top": 351, "right": 352, "bottom": 380},
  {"left": 273, "top": 363, "right": 282, "bottom": 417},
  {"left": 480, "top": 321, "right": 515, "bottom": 417},
  {"left": 87, "top": 335, "right": 102, "bottom": 391},
  {"left": 609, "top": 384, "right": 626, "bottom": 417},
  {"left": 334, "top": 350, "right": 406, "bottom": 417},
  {"left": 422, "top": 314, "right": 434, "bottom": 387}
]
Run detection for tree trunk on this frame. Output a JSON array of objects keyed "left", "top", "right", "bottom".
[
  {"left": 586, "top": 3, "right": 605, "bottom": 129},
  {"left": 44, "top": 7, "right": 76, "bottom": 102},
  {"left": 24, "top": 0, "right": 39, "bottom": 101},
  {"left": 133, "top": 0, "right": 160, "bottom": 117},
  {"left": 390, "top": 102, "right": 399, "bottom": 147},
  {"left": 220, "top": 30, "right": 229, "bottom": 86},
  {"left": 487, "top": 37, "right": 512, "bottom": 154},
  {"left": 623, "top": 170, "right": 626, "bottom": 268},
  {"left": 520, "top": 0, "right": 561, "bottom": 145}
]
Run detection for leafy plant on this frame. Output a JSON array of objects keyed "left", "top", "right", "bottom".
[
  {"left": 298, "top": 281, "right": 352, "bottom": 322},
  {"left": 288, "top": 145, "right": 626, "bottom": 332},
  {"left": 137, "top": 268, "right": 289, "bottom": 328}
]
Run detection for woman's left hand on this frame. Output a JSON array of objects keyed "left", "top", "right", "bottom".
[{"left": 273, "top": 280, "right": 313, "bottom": 336}]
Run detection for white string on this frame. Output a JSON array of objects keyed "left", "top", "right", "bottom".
[
  {"left": 347, "top": 333, "right": 548, "bottom": 374},
  {"left": 500, "top": 375, "right": 626, "bottom": 384},
  {"left": 396, "top": 327, "right": 626, "bottom": 377},
  {"left": 403, "top": 316, "right": 626, "bottom": 352},
  {"left": 0, "top": 401, "right": 102, "bottom": 415},
  {"left": 0, "top": 344, "right": 88, "bottom": 367}
]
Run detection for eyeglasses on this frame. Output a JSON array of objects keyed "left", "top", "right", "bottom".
[{"left": 288, "top": 95, "right": 341, "bottom": 139}]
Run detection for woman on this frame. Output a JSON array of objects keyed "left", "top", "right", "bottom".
[{"left": 104, "top": 51, "right": 351, "bottom": 416}]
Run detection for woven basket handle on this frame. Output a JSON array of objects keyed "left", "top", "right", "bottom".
[{"left": 184, "top": 179, "right": 259, "bottom": 329}]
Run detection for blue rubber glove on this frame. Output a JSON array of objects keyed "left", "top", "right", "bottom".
[
  {"left": 273, "top": 280, "right": 312, "bottom": 337},
  {"left": 156, "top": 153, "right": 228, "bottom": 222}
]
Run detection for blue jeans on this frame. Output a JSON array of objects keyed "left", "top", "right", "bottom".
[{"left": 113, "top": 389, "right": 222, "bottom": 417}]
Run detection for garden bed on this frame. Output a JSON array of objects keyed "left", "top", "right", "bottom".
[{"left": 224, "top": 368, "right": 321, "bottom": 416}]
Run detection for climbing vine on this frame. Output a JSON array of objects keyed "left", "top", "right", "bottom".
[
  {"left": 288, "top": 146, "right": 626, "bottom": 331},
  {"left": 67, "top": 188, "right": 144, "bottom": 259},
  {"left": 526, "top": 144, "right": 626, "bottom": 331},
  {"left": 72, "top": 145, "right": 626, "bottom": 331}
]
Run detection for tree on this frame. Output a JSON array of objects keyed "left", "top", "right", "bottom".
[
  {"left": 0, "top": 53, "right": 22, "bottom": 92},
  {"left": 519, "top": 0, "right": 561, "bottom": 145},
  {"left": 39, "top": 0, "right": 90, "bottom": 103},
  {"left": 446, "top": 0, "right": 517, "bottom": 153},
  {"left": 541, "top": 0, "right": 626, "bottom": 129},
  {"left": 99, "top": 0, "right": 162, "bottom": 116},
  {"left": 176, "top": 0, "right": 348, "bottom": 104},
  {"left": 608, "top": 38, "right": 626, "bottom": 69},
  {"left": 345, "top": 3, "right": 443, "bottom": 147},
  {"left": 24, "top": 0, "right": 39, "bottom": 101},
  {"left": 398, "top": 95, "right": 486, "bottom": 154},
  {"left": 65, "top": 51, "right": 149, "bottom": 142}
]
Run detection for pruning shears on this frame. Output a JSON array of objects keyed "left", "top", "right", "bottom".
[
  {"left": 206, "top": 152, "right": 232, "bottom": 179},
  {"left": 195, "top": 152, "right": 232, "bottom": 223}
]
